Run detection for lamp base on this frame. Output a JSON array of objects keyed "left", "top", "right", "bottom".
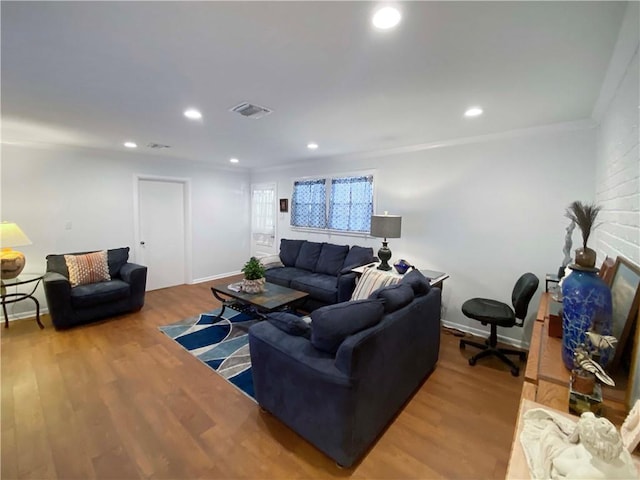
[
  {"left": 1, "top": 248, "right": 26, "bottom": 279},
  {"left": 377, "top": 242, "right": 392, "bottom": 271}
]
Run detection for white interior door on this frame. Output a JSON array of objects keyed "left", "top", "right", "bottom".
[
  {"left": 251, "top": 183, "right": 277, "bottom": 257},
  {"left": 138, "top": 179, "right": 186, "bottom": 290}
]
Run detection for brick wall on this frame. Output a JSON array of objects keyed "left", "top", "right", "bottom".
[{"left": 595, "top": 49, "right": 639, "bottom": 266}]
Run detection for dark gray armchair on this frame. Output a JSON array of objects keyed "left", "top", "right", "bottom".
[{"left": 43, "top": 247, "right": 147, "bottom": 329}]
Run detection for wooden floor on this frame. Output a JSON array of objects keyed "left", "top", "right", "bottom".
[{"left": 1, "top": 277, "right": 524, "bottom": 479}]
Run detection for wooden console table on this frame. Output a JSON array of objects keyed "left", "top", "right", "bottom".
[{"left": 506, "top": 292, "right": 638, "bottom": 478}]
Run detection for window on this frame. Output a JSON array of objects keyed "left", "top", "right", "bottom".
[{"left": 291, "top": 174, "right": 374, "bottom": 233}]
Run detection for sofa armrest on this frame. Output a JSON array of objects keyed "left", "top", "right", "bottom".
[
  {"left": 336, "top": 272, "right": 358, "bottom": 303},
  {"left": 43, "top": 271, "right": 74, "bottom": 328},
  {"left": 249, "top": 321, "right": 350, "bottom": 383},
  {"left": 119, "top": 263, "right": 147, "bottom": 309}
]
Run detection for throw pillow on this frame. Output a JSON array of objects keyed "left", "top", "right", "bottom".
[
  {"left": 279, "top": 239, "right": 305, "bottom": 267},
  {"left": 64, "top": 250, "right": 111, "bottom": 287},
  {"left": 267, "top": 312, "right": 311, "bottom": 338},
  {"left": 310, "top": 299, "right": 384, "bottom": 354},
  {"left": 107, "top": 247, "right": 130, "bottom": 277},
  {"left": 294, "top": 241, "right": 323, "bottom": 271},
  {"left": 315, "top": 243, "right": 349, "bottom": 276},
  {"left": 350, "top": 268, "right": 400, "bottom": 300},
  {"left": 399, "top": 269, "right": 431, "bottom": 296},
  {"left": 259, "top": 254, "right": 284, "bottom": 270},
  {"left": 370, "top": 283, "right": 415, "bottom": 313},
  {"left": 341, "top": 245, "right": 376, "bottom": 272}
]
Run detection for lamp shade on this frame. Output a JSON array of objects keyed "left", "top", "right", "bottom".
[
  {"left": 0, "top": 222, "right": 32, "bottom": 248},
  {"left": 370, "top": 215, "right": 402, "bottom": 239}
]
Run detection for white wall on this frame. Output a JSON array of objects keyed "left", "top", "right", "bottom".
[
  {"left": 594, "top": 5, "right": 639, "bottom": 266},
  {"left": 1, "top": 143, "right": 251, "bottom": 318},
  {"left": 252, "top": 126, "right": 597, "bottom": 347}
]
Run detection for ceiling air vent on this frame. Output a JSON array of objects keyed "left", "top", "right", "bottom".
[
  {"left": 146, "top": 143, "right": 171, "bottom": 149},
  {"left": 229, "top": 102, "right": 273, "bottom": 119}
]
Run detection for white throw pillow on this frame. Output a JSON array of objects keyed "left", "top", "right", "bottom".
[
  {"left": 350, "top": 268, "right": 400, "bottom": 300},
  {"left": 259, "top": 254, "right": 284, "bottom": 270}
]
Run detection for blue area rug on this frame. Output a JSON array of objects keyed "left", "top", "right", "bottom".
[{"left": 159, "top": 308, "right": 259, "bottom": 401}]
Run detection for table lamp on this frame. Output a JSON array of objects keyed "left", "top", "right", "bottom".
[
  {"left": 0, "top": 222, "right": 32, "bottom": 279},
  {"left": 370, "top": 213, "right": 402, "bottom": 271}
]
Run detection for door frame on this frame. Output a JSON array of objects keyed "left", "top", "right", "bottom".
[
  {"left": 250, "top": 182, "right": 277, "bottom": 257},
  {"left": 133, "top": 174, "right": 193, "bottom": 285}
]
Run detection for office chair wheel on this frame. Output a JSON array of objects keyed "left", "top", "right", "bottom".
[
  {"left": 468, "top": 357, "right": 476, "bottom": 366},
  {"left": 511, "top": 367, "right": 519, "bottom": 377}
]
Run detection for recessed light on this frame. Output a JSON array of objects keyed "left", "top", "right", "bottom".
[
  {"left": 229, "top": 158, "right": 239, "bottom": 164},
  {"left": 464, "top": 107, "right": 483, "bottom": 117},
  {"left": 124, "top": 141, "right": 137, "bottom": 148},
  {"left": 184, "top": 108, "right": 203, "bottom": 120},
  {"left": 372, "top": 7, "right": 401, "bottom": 30},
  {"left": 307, "top": 142, "right": 319, "bottom": 150}
]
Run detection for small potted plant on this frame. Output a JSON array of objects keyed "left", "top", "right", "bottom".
[
  {"left": 565, "top": 201, "right": 601, "bottom": 269},
  {"left": 241, "top": 257, "right": 266, "bottom": 293}
]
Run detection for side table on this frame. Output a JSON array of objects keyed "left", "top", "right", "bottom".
[
  {"left": 1, "top": 273, "right": 44, "bottom": 329},
  {"left": 351, "top": 263, "right": 449, "bottom": 290}
]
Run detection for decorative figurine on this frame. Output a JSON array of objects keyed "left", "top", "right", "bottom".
[
  {"left": 558, "top": 220, "right": 575, "bottom": 279},
  {"left": 520, "top": 408, "right": 637, "bottom": 479}
]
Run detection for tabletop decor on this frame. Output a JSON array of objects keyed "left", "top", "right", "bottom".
[
  {"left": 0, "top": 222, "right": 32, "bottom": 279},
  {"left": 241, "top": 256, "right": 266, "bottom": 293},
  {"left": 370, "top": 212, "right": 402, "bottom": 271},
  {"left": 561, "top": 201, "right": 612, "bottom": 370},
  {"left": 568, "top": 332, "right": 617, "bottom": 415}
]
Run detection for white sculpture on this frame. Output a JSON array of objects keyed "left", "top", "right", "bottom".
[
  {"left": 521, "top": 408, "right": 638, "bottom": 479},
  {"left": 621, "top": 400, "right": 640, "bottom": 453}
]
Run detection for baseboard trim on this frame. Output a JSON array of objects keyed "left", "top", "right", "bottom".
[
  {"left": 191, "top": 270, "right": 242, "bottom": 284},
  {"left": 441, "top": 319, "right": 529, "bottom": 350},
  {"left": 4, "top": 307, "right": 49, "bottom": 323}
]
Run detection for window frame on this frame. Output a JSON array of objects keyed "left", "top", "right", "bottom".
[{"left": 290, "top": 170, "right": 376, "bottom": 237}]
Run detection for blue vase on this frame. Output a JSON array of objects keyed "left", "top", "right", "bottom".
[{"left": 561, "top": 266, "right": 612, "bottom": 369}]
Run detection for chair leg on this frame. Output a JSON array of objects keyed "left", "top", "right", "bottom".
[{"left": 461, "top": 323, "right": 525, "bottom": 376}]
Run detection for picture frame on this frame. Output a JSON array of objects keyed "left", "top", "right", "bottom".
[
  {"left": 609, "top": 256, "right": 640, "bottom": 371},
  {"left": 626, "top": 310, "right": 640, "bottom": 412},
  {"left": 279, "top": 198, "right": 288, "bottom": 213}
]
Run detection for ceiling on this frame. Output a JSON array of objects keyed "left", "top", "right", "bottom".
[{"left": 1, "top": 1, "right": 627, "bottom": 169}]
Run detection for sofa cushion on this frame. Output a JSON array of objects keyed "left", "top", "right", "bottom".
[
  {"left": 264, "top": 267, "right": 308, "bottom": 288},
  {"left": 280, "top": 239, "right": 305, "bottom": 267},
  {"left": 295, "top": 241, "right": 323, "bottom": 271},
  {"left": 107, "top": 247, "right": 130, "bottom": 277},
  {"left": 370, "top": 283, "right": 415, "bottom": 313},
  {"left": 70, "top": 279, "right": 130, "bottom": 308},
  {"left": 341, "top": 245, "right": 376, "bottom": 271},
  {"left": 291, "top": 273, "right": 338, "bottom": 304},
  {"left": 315, "top": 243, "right": 349, "bottom": 276},
  {"left": 351, "top": 268, "right": 400, "bottom": 300},
  {"left": 64, "top": 250, "right": 111, "bottom": 287},
  {"left": 310, "top": 299, "right": 384, "bottom": 354},
  {"left": 259, "top": 254, "right": 284, "bottom": 270},
  {"left": 267, "top": 311, "right": 311, "bottom": 338},
  {"left": 399, "top": 269, "right": 431, "bottom": 296}
]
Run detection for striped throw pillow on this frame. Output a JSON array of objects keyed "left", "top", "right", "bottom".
[
  {"left": 64, "top": 250, "right": 111, "bottom": 287},
  {"left": 351, "top": 268, "right": 400, "bottom": 300}
]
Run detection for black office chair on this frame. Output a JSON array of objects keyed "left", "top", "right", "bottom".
[{"left": 459, "top": 273, "right": 539, "bottom": 376}]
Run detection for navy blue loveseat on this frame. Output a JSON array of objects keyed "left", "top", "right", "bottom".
[
  {"left": 265, "top": 239, "right": 376, "bottom": 311},
  {"left": 249, "top": 270, "right": 441, "bottom": 467}
]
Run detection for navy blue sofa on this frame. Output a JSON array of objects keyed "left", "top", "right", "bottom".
[
  {"left": 43, "top": 247, "right": 147, "bottom": 329},
  {"left": 249, "top": 270, "right": 441, "bottom": 467},
  {"left": 265, "top": 239, "right": 376, "bottom": 311}
]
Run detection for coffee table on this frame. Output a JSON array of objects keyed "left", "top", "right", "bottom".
[{"left": 211, "top": 281, "right": 309, "bottom": 320}]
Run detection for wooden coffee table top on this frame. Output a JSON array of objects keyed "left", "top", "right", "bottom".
[{"left": 212, "top": 282, "right": 308, "bottom": 312}]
